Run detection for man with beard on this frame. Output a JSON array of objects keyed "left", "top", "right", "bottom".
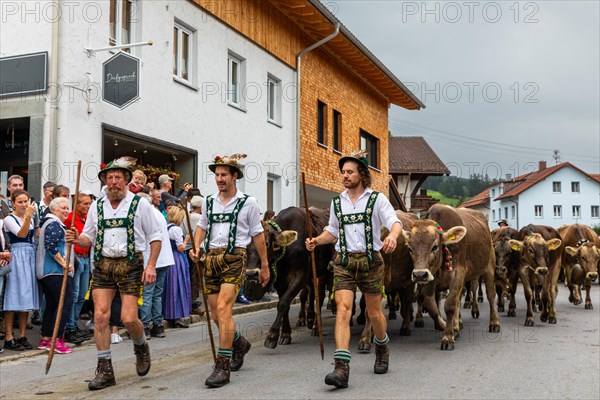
[
  {"left": 190, "top": 153, "right": 269, "bottom": 388},
  {"left": 66, "top": 157, "right": 161, "bottom": 391},
  {"left": 305, "top": 150, "right": 401, "bottom": 389}
]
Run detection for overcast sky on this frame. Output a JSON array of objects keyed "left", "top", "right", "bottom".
[{"left": 332, "top": 0, "right": 599, "bottom": 179}]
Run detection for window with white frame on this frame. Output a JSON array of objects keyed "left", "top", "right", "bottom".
[
  {"left": 553, "top": 205, "right": 562, "bottom": 218},
  {"left": 267, "top": 174, "right": 281, "bottom": 212},
  {"left": 267, "top": 75, "right": 281, "bottom": 124},
  {"left": 498, "top": 208, "right": 502, "bottom": 219},
  {"left": 511, "top": 205, "right": 515, "bottom": 219},
  {"left": 491, "top": 189, "right": 495, "bottom": 198},
  {"left": 592, "top": 205, "right": 599, "bottom": 218},
  {"left": 572, "top": 205, "right": 581, "bottom": 218},
  {"left": 552, "top": 181, "right": 561, "bottom": 193},
  {"left": 571, "top": 181, "right": 580, "bottom": 193},
  {"left": 110, "top": 0, "right": 135, "bottom": 48},
  {"left": 173, "top": 22, "right": 193, "bottom": 82},
  {"left": 504, "top": 207, "right": 508, "bottom": 220},
  {"left": 227, "top": 52, "right": 244, "bottom": 107},
  {"left": 534, "top": 205, "right": 543, "bottom": 218},
  {"left": 492, "top": 210, "right": 496, "bottom": 221}
]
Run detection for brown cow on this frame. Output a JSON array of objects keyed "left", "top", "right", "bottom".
[
  {"left": 404, "top": 204, "right": 500, "bottom": 351},
  {"left": 492, "top": 227, "right": 522, "bottom": 316},
  {"left": 357, "top": 211, "right": 418, "bottom": 352},
  {"left": 508, "top": 224, "right": 562, "bottom": 326},
  {"left": 559, "top": 224, "right": 599, "bottom": 309}
]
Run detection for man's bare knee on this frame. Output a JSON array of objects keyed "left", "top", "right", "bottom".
[{"left": 95, "top": 312, "right": 110, "bottom": 328}]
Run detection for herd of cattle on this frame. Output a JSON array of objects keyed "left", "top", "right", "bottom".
[{"left": 244, "top": 204, "right": 600, "bottom": 352}]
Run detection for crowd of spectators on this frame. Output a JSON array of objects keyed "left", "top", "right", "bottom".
[{"left": 0, "top": 172, "right": 215, "bottom": 354}]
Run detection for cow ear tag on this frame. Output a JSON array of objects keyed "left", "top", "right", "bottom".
[
  {"left": 449, "top": 234, "right": 456, "bottom": 241},
  {"left": 548, "top": 244, "right": 556, "bottom": 250},
  {"left": 512, "top": 244, "right": 519, "bottom": 251}
]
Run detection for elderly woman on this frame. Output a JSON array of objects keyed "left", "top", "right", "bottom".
[
  {"left": 36, "top": 197, "right": 74, "bottom": 354},
  {"left": 2, "top": 190, "right": 39, "bottom": 351}
]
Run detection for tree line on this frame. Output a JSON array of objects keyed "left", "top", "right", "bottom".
[{"left": 421, "top": 174, "right": 498, "bottom": 202}]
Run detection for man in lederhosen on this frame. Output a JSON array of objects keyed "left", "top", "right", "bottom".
[
  {"left": 66, "top": 157, "right": 161, "bottom": 390},
  {"left": 190, "top": 153, "right": 269, "bottom": 388},
  {"left": 306, "top": 150, "right": 402, "bottom": 389}
]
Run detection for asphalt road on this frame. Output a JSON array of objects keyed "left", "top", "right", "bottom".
[{"left": 0, "top": 284, "right": 598, "bottom": 400}]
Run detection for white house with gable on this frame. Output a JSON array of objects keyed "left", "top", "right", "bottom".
[
  {"left": 0, "top": 0, "right": 296, "bottom": 212},
  {"left": 461, "top": 161, "right": 600, "bottom": 230}
]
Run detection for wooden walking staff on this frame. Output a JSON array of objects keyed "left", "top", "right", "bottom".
[
  {"left": 181, "top": 200, "right": 217, "bottom": 362},
  {"left": 46, "top": 160, "right": 82, "bottom": 374},
  {"left": 301, "top": 172, "right": 325, "bottom": 360}
]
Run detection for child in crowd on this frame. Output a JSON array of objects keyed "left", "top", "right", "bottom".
[{"left": 163, "top": 206, "right": 192, "bottom": 328}]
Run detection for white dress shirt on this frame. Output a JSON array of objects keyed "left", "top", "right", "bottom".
[
  {"left": 143, "top": 206, "right": 174, "bottom": 269},
  {"left": 197, "top": 190, "right": 263, "bottom": 249},
  {"left": 82, "top": 191, "right": 162, "bottom": 258},
  {"left": 325, "top": 188, "right": 401, "bottom": 253}
]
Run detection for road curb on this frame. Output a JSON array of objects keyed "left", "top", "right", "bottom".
[{"left": 0, "top": 297, "right": 294, "bottom": 365}]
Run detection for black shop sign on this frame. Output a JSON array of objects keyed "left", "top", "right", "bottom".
[{"left": 102, "top": 52, "right": 140, "bottom": 109}]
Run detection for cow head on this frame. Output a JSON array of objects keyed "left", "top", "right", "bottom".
[
  {"left": 565, "top": 242, "right": 599, "bottom": 282},
  {"left": 247, "top": 221, "right": 298, "bottom": 271},
  {"left": 245, "top": 221, "right": 298, "bottom": 299},
  {"left": 403, "top": 220, "right": 467, "bottom": 284},
  {"left": 494, "top": 237, "right": 514, "bottom": 280},
  {"left": 508, "top": 233, "right": 561, "bottom": 276}
]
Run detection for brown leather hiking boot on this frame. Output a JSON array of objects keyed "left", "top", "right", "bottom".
[
  {"left": 325, "top": 360, "right": 349, "bottom": 388},
  {"left": 374, "top": 344, "right": 389, "bottom": 374},
  {"left": 230, "top": 336, "right": 251, "bottom": 371},
  {"left": 88, "top": 359, "right": 116, "bottom": 390},
  {"left": 134, "top": 342, "right": 151, "bottom": 376},
  {"left": 205, "top": 356, "right": 231, "bottom": 388}
]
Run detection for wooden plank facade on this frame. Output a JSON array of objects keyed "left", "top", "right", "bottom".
[{"left": 191, "top": 0, "right": 422, "bottom": 202}]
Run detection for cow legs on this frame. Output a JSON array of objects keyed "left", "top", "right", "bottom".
[
  {"left": 483, "top": 260, "right": 501, "bottom": 333},
  {"left": 542, "top": 266, "right": 560, "bottom": 324},
  {"left": 297, "top": 286, "right": 308, "bottom": 327},
  {"left": 470, "top": 279, "right": 480, "bottom": 319},
  {"left": 477, "top": 277, "right": 484, "bottom": 303},
  {"left": 441, "top": 268, "right": 466, "bottom": 350},
  {"left": 507, "top": 273, "right": 519, "bottom": 317},
  {"left": 495, "top": 282, "right": 505, "bottom": 313},
  {"left": 463, "top": 282, "right": 472, "bottom": 309},
  {"left": 358, "top": 304, "right": 373, "bottom": 353},
  {"left": 414, "top": 296, "right": 424, "bottom": 328},
  {"left": 357, "top": 295, "right": 366, "bottom": 325},
  {"left": 521, "top": 268, "right": 535, "bottom": 326},
  {"left": 585, "top": 279, "right": 594, "bottom": 309},
  {"left": 307, "top": 284, "right": 316, "bottom": 330},
  {"left": 387, "top": 289, "right": 398, "bottom": 320},
  {"left": 398, "top": 286, "right": 414, "bottom": 336},
  {"left": 265, "top": 277, "right": 305, "bottom": 349}
]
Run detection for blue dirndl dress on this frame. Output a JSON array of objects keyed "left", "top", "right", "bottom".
[
  {"left": 3, "top": 215, "right": 39, "bottom": 311},
  {"left": 162, "top": 224, "right": 192, "bottom": 319}
]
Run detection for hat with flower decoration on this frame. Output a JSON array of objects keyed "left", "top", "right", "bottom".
[
  {"left": 338, "top": 149, "right": 370, "bottom": 172},
  {"left": 98, "top": 156, "right": 137, "bottom": 182},
  {"left": 208, "top": 153, "right": 246, "bottom": 179}
]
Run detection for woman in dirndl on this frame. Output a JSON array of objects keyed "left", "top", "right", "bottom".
[
  {"left": 2, "top": 190, "right": 39, "bottom": 351},
  {"left": 163, "top": 206, "right": 192, "bottom": 328}
]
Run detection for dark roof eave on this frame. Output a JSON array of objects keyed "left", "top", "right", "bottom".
[{"left": 307, "top": 0, "right": 425, "bottom": 110}]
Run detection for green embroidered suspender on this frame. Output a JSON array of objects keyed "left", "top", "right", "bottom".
[
  {"left": 203, "top": 194, "right": 249, "bottom": 254},
  {"left": 94, "top": 195, "right": 141, "bottom": 262},
  {"left": 333, "top": 191, "right": 379, "bottom": 265}
]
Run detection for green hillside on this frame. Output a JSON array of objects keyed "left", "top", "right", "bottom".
[{"left": 427, "top": 190, "right": 462, "bottom": 207}]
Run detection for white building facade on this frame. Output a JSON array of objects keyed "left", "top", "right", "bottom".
[
  {"left": 0, "top": 0, "right": 297, "bottom": 212},
  {"left": 488, "top": 163, "right": 600, "bottom": 230}
]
